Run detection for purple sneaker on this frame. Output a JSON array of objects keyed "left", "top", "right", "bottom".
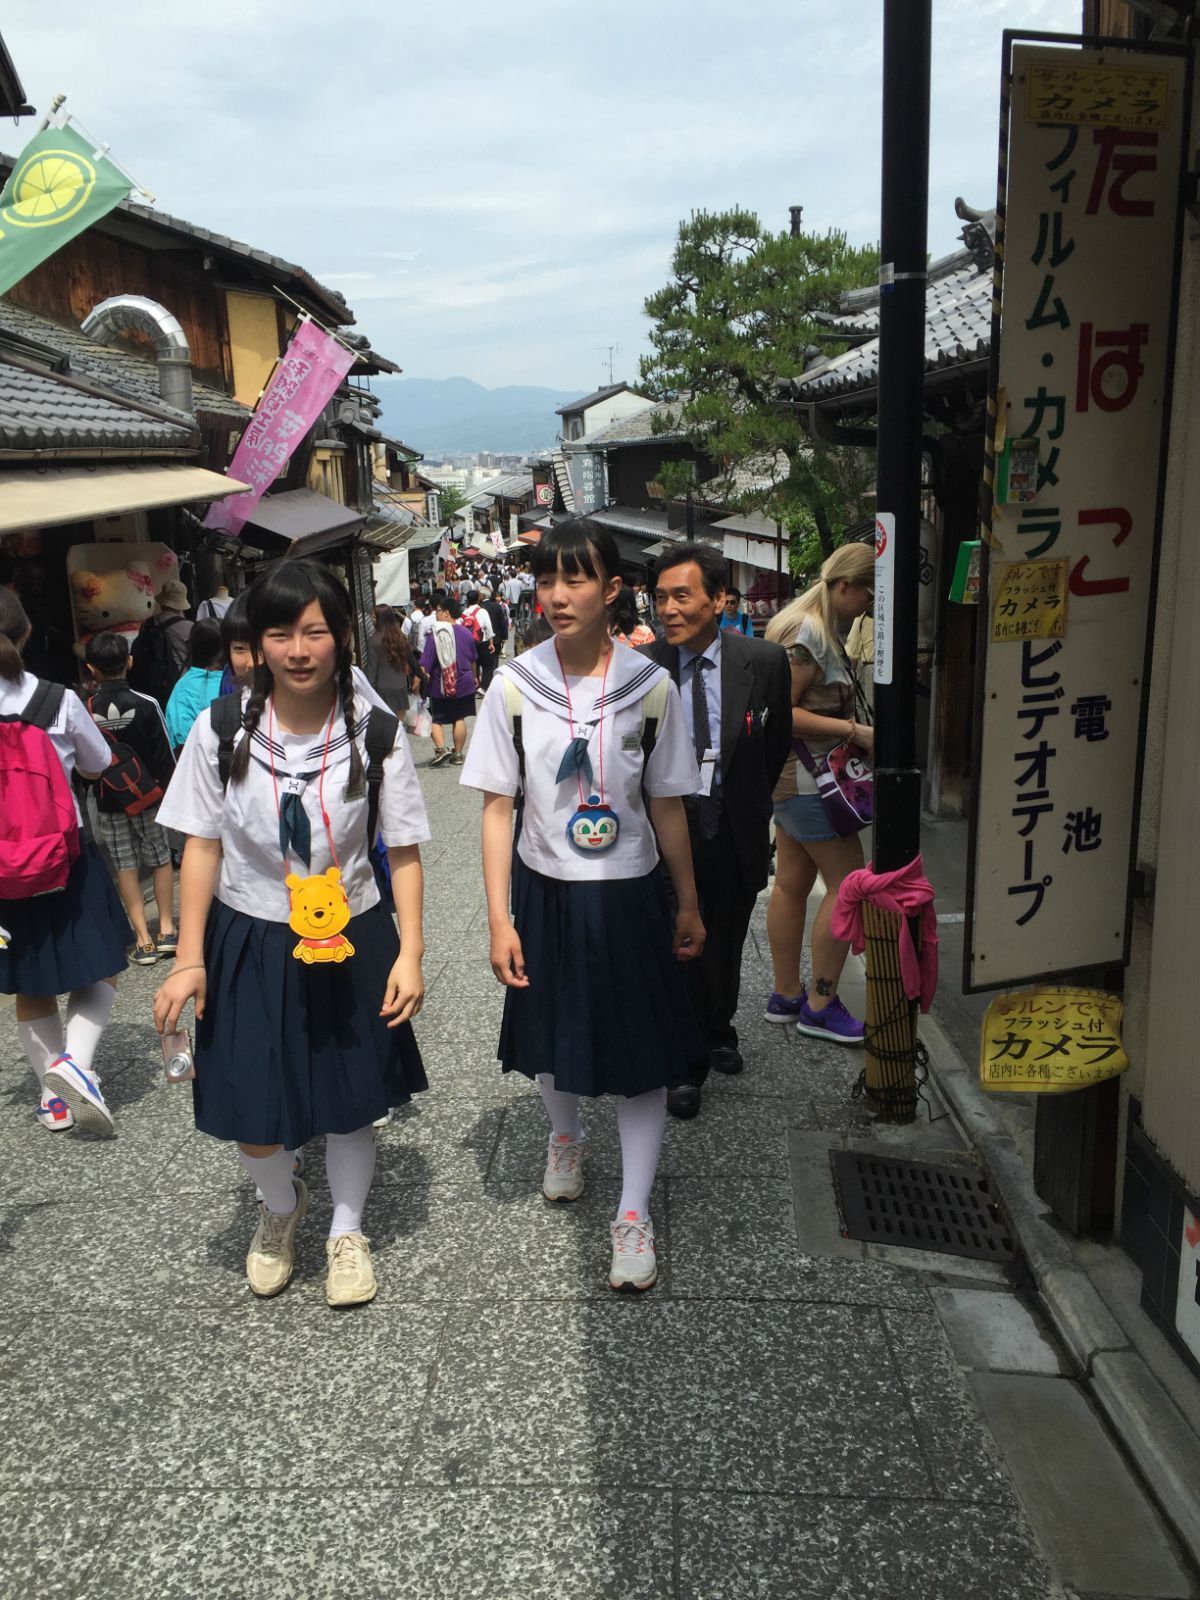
[
  {"left": 765, "top": 989, "right": 808, "bottom": 1024},
  {"left": 795, "top": 996, "right": 864, "bottom": 1046}
]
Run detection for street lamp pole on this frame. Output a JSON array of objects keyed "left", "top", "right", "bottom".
[{"left": 864, "top": 0, "right": 931, "bottom": 1120}]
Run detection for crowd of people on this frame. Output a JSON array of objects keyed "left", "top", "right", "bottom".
[{"left": 0, "top": 520, "right": 875, "bottom": 1300}]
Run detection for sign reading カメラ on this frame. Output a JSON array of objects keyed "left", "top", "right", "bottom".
[{"left": 966, "top": 41, "right": 1188, "bottom": 990}]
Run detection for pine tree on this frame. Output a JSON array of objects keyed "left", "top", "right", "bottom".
[{"left": 640, "top": 207, "right": 879, "bottom": 564}]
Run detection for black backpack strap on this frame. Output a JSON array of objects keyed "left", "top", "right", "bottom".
[
  {"left": 209, "top": 692, "right": 244, "bottom": 790},
  {"left": 365, "top": 706, "right": 400, "bottom": 847},
  {"left": 21, "top": 678, "right": 65, "bottom": 731}
]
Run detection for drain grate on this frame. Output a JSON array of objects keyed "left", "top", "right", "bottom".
[{"left": 830, "top": 1149, "right": 1015, "bottom": 1263}]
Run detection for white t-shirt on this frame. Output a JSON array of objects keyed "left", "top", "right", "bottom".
[
  {"left": 0, "top": 671, "right": 111, "bottom": 822},
  {"left": 157, "top": 692, "right": 431, "bottom": 923},
  {"left": 502, "top": 577, "right": 523, "bottom": 607},
  {"left": 459, "top": 639, "right": 698, "bottom": 881},
  {"left": 463, "top": 603, "right": 494, "bottom": 643}
]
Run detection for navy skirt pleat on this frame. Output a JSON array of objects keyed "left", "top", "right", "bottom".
[
  {"left": 0, "top": 839, "right": 131, "bottom": 996},
  {"left": 195, "top": 897, "right": 427, "bottom": 1146},
  {"left": 499, "top": 862, "right": 703, "bottom": 1097}
]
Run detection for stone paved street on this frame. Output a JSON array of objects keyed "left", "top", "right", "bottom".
[{"left": 0, "top": 751, "right": 1128, "bottom": 1598}]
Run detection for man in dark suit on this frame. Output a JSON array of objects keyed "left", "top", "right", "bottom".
[{"left": 645, "top": 544, "right": 793, "bottom": 1118}]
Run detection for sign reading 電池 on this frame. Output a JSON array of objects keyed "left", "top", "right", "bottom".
[{"left": 967, "top": 41, "right": 1187, "bottom": 989}]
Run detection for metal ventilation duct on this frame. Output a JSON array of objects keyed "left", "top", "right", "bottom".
[{"left": 81, "top": 294, "right": 194, "bottom": 417}]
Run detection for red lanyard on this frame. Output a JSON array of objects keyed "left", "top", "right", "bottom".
[
  {"left": 555, "top": 641, "right": 613, "bottom": 806},
  {"left": 267, "top": 696, "right": 342, "bottom": 873}
]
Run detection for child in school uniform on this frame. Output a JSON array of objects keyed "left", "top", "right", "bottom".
[
  {"left": 0, "top": 589, "right": 130, "bottom": 1136},
  {"left": 153, "top": 560, "right": 430, "bottom": 1307},
  {"left": 460, "top": 518, "right": 705, "bottom": 1292}
]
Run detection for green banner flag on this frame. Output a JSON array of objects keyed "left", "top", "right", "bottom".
[{"left": 0, "top": 120, "right": 134, "bottom": 297}]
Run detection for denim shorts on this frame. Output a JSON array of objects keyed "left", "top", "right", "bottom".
[{"left": 773, "top": 793, "right": 837, "bottom": 844}]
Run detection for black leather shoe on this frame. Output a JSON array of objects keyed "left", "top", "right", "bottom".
[
  {"left": 667, "top": 1084, "right": 702, "bottom": 1120},
  {"left": 709, "top": 1047, "right": 744, "bottom": 1076}
]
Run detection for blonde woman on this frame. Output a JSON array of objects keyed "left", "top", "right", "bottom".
[{"left": 764, "top": 543, "right": 875, "bottom": 1044}]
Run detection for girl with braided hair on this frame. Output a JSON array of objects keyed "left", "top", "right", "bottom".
[{"left": 153, "top": 560, "right": 430, "bottom": 1307}]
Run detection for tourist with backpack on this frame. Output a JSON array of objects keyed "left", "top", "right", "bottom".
[
  {"left": 84, "top": 630, "right": 178, "bottom": 967},
  {"left": 459, "top": 519, "right": 705, "bottom": 1292},
  {"left": 419, "top": 594, "right": 479, "bottom": 768},
  {"left": 129, "top": 578, "right": 192, "bottom": 709},
  {"left": 0, "top": 589, "right": 129, "bottom": 1137},
  {"left": 152, "top": 560, "right": 430, "bottom": 1307}
]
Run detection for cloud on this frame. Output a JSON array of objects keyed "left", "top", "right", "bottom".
[{"left": 5, "top": 0, "right": 1081, "bottom": 388}]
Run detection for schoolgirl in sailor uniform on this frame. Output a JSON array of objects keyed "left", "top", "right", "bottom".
[
  {"left": 153, "top": 560, "right": 430, "bottom": 1308},
  {"left": 0, "top": 588, "right": 131, "bottom": 1137},
  {"left": 460, "top": 519, "right": 705, "bottom": 1292}
]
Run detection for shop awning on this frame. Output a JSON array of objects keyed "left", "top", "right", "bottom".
[
  {"left": 243, "top": 488, "right": 364, "bottom": 560},
  {"left": 0, "top": 463, "right": 250, "bottom": 533}
]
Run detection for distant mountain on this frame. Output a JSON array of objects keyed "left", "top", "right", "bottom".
[{"left": 372, "top": 376, "right": 584, "bottom": 456}]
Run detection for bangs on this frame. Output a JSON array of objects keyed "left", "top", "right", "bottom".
[
  {"left": 245, "top": 560, "right": 350, "bottom": 640},
  {"left": 530, "top": 518, "right": 618, "bottom": 584}
]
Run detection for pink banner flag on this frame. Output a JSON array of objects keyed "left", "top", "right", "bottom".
[{"left": 206, "top": 317, "right": 357, "bottom": 536}]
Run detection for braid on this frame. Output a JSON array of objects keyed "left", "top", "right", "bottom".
[
  {"left": 338, "top": 650, "right": 365, "bottom": 799},
  {"left": 229, "top": 663, "right": 270, "bottom": 784}
]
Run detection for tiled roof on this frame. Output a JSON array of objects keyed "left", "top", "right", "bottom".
[
  {"left": 467, "top": 472, "right": 534, "bottom": 504},
  {"left": 0, "top": 300, "right": 250, "bottom": 421},
  {"left": 789, "top": 238, "right": 993, "bottom": 405},
  {"left": 555, "top": 382, "right": 640, "bottom": 416},
  {"left": 568, "top": 400, "right": 687, "bottom": 449},
  {"left": 0, "top": 357, "right": 196, "bottom": 452},
  {"left": 588, "top": 505, "right": 674, "bottom": 539}
]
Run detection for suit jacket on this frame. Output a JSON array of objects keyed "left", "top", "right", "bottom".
[{"left": 643, "top": 629, "right": 793, "bottom": 891}]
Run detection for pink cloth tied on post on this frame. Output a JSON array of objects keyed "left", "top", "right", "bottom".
[{"left": 832, "top": 856, "right": 939, "bottom": 1013}]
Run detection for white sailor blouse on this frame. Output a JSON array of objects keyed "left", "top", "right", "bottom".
[{"left": 459, "top": 638, "right": 699, "bottom": 880}]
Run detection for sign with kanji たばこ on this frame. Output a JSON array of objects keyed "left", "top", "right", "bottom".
[{"left": 966, "top": 41, "right": 1187, "bottom": 989}]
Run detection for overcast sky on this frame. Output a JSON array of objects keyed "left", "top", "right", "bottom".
[{"left": 6, "top": 0, "right": 1080, "bottom": 392}]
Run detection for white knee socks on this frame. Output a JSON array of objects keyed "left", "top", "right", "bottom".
[
  {"left": 17, "top": 1011, "right": 66, "bottom": 1089},
  {"left": 64, "top": 982, "right": 117, "bottom": 1075},
  {"left": 616, "top": 1089, "right": 668, "bottom": 1221},
  {"left": 537, "top": 1074, "right": 583, "bottom": 1140},
  {"left": 326, "top": 1126, "right": 377, "bottom": 1239},
  {"left": 238, "top": 1148, "right": 297, "bottom": 1215}
]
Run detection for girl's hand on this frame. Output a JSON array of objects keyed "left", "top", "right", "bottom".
[
  {"left": 154, "top": 967, "right": 207, "bottom": 1034},
  {"left": 853, "top": 723, "right": 875, "bottom": 756},
  {"left": 673, "top": 907, "right": 706, "bottom": 961},
  {"left": 490, "top": 922, "right": 529, "bottom": 988},
  {"left": 381, "top": 952, "right": 424, "bottom": 1027}
]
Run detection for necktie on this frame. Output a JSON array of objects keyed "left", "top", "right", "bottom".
[{"left": 689, "top": 657, "right": 721, "bottom": 840}]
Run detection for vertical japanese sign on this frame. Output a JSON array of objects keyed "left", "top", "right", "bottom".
[
  {"left": 569, "top": 450, "right": 606, "bottom": 515},
  {"left": 968, "top": 43, "right": 1187, "bottom": 988},
  {"left": 206, "top": 317, "right": 356, "bottom": 537},
  {"left": 874, "top": 512, "right": 895, "bottom": 686}
]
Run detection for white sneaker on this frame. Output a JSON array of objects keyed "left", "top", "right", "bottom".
[
  {"left": 372, "top": 1111, "right": 392, "bottom": 1129},
  {"left": 42, "top": 1054, "right": 114, "bottom": 1137},
  {"left": 543, "top": 1133, "right": 586, "bottom": 1202},
  {"left": 34, "top": 1093, "right": 74, "bottom": 1132},
  {"left": 246, "top": 1179, "right": 308, "bottom": 1297},
  {"left": 609, "top": 1212, "right": 657, "bottom": 1292}
]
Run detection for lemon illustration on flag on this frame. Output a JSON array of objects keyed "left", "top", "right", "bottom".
[
  {"left": 2, "top": 147, "right": 96, "bottom": 228},
  {"left": 0, "top": 119, "right": 133, "bottom": 296}
]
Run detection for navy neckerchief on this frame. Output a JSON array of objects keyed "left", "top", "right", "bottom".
[{"left": 278, "top": 781, "right": 315, "bottom": 868}]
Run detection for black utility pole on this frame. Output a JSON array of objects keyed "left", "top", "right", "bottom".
[{"left": 873, "top": 0, "right": 931, "bottom": 873}]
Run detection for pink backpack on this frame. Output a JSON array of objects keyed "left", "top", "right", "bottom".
[{"left": 0, "top": 681, "right": 81, "bottom": 899}]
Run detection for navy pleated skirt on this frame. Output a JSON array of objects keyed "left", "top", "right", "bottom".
[
  {"left": 499, "top": 861, "right": 704, "bottom": 1097},
  {"left": 0, "top": 838, "right": 132, "bottom": 996},
  {"left": 195, "top": 897, "right": 427, "bottom": 1146}
]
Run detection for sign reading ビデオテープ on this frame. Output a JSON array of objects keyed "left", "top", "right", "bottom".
[
  {"left": 206, "top": 316, "right": 356, "bottom": 538},
  {"left": 967, "top": 42, "right": 1187, "bottom": 989}
]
